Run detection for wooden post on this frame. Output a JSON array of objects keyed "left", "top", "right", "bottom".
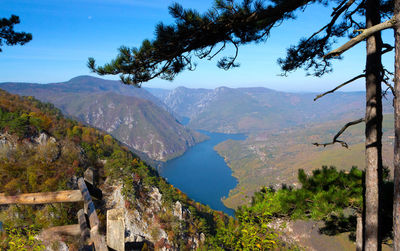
[
  {"left": 77, "top": 178, "right": 107, "bottom": 251},
  {"left": 0, "top": 190, "right": 83, "bottom": 205},
  {"left": 90, "top": 225, "right": 108, "bottom": 251},
  {"left": 84, "top": 167, "right": 96, "bottom": 186},
  {"left": 77, "top": 209, "right": 91, "bottom": 246},
  {"left": 84, "top": 180, "right": 103, "bottom": 200},
  {"left": 78, "top": 178, "right": 100, "bottom": 228}
]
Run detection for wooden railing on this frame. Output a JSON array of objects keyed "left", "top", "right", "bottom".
[{"left": 0, "top": 177, "right": 108, "bottom": 251}]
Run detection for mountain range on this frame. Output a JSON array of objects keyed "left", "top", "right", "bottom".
[
  {"left": 0, "top": 76, "right": 206, "bottom": 162},
  {"left": 148, "top": 86, "right": 393, "bottom": 133}
]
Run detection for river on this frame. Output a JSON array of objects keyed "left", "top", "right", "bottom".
[{"left": 159, "top": 131, "right": 246, "bottom": 216}]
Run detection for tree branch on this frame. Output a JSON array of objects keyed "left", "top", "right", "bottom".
[
  {"left": 208, "top": 42, "right": 226, "bottom": 60},
  {"left": 298, "top": 0, "right": 356, "bottom": 50},
  {"left": 324, "top": 18, "right": 396, "bottom": 59},
  {"left": 382, "top": 78, "right": 395, "bottom": 96},
  {"left": 312, "top": 118, "right": 365, "bottom": 148},
  {"left": 381, "top": 43, "right": 394, "bottom": 55},
  {"left": 314, "top": 74, "right": 365, "bottom": 101}
]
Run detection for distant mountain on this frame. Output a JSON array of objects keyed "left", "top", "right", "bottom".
[
  {"left": 2, "top": 75, "right": 168, "bottom": 111},
  {"left": 150, "top": 86, "right": 394, "bottom": 133},
  {"left": 0, "top": 76, "right": 206, "bottom": 161}
]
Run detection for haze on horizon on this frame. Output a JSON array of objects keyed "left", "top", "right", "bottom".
[{"left": 0, "top": 0, "right": 395, "bottom": 92}]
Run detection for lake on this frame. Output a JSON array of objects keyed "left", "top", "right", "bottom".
[{"left": 159, "top": 131, "right": 246, "bottom": 216}]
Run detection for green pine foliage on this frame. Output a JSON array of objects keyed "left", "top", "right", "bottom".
[
  {"left": 236, "top": 166, "right": 393, "bottom": 245},
  {"left": 268, "top": 166, "right": 364, "bottom": 219},
  {"left": 88, "top": 0, "right": 321, "bottom": 85}
]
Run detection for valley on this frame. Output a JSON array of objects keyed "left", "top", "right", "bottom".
[
  {"left": 150, "top": 85, "right": 395, "bottom": 209},
  {"left": 1, "top": 76, "right": 396, "bottom": 250},
  {"left": 3, "top": 77, "right": 395, "bottom": 213}
]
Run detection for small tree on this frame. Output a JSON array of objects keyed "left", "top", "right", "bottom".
[{"left": 244, "top": 166, "right": 393, "bottom": 249}]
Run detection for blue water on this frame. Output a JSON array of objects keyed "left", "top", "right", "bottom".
[{"left": 159, "top": 131, "right": 246, "bottom": 216}]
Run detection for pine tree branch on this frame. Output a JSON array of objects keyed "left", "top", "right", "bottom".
[
  {"left": 324, "top": 17, "right": 396, "bottom": 59},
  {"left": 89, "top": 0, "right": 318, "bottom": 84},
  {"left": 208, "top": 42, "right": 226, "bottom": 60},
  {"left": 303, "top": 0, "right": 356, "bottom": 46},
  {"left": 345, "top": 0, "right": 364, "bottom": 29},
  {"left": 382, "top": 78, "right": 395, "bottom": 97},
  {"left": 312, "top": 118, "right": 365, "bottom": 148},
  {"left": 314, "top": 74, "right": 365, "bottom": 101},
  {"left": 381, "top": 43, "right": 394, "bottom": 55}
]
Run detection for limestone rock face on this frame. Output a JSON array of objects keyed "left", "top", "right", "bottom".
[
  {"left": 173, "top": 201, "right": 183, "bottom": 220},
  {"left": 105, "top": 184, "right": 152, "bottom": 244},
  {"left": 0, "top": 133, "right": 15, "bottom": 157},
  {"left": 104, "top": 183, "right": 205, "bottom": 250},
  {"left": 35, "top": 132, "right": 56, "bottom": 145}
]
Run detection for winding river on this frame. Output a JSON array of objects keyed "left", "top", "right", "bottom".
[{"left": 159, "top": 131, "right": 245, "bottom": 216}]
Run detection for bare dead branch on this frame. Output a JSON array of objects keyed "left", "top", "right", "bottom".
[
  {"left": 314, "top": 74, "right": 365, "bottom": 101},
  {"left": 382, "top": 43, "right": 394, "bottom": 55},
  {"left": 384, "top": 68, "right": 394, "bottom": 76},
  {"left": 324, "top": 18, "right": 396, "bottom": 59},
  {"left": 312, "top": 118, "right": 365, "bottom": 148},
  {"left": 382, "top": 78, "right": 395, "bottom": 96},
  {"left": 383, "top": 86, "right": 391, "bottom": 99}
]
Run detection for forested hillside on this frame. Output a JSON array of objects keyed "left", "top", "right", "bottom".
[{"left": 1, "top": 76, "right": 205, "bottom": 162}]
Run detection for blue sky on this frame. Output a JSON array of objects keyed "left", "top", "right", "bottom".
[{"left": 0, "top": 0, "right": 395, "bottom": 92}]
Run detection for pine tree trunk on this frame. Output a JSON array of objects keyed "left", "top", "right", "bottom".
[
  {"left": 393, "top": 1, "right": 400, "bottom": 250},
  {"left": 356, "top": 213, "right": 363, "bottom": 251},
  {"left": 364, "top": 0, "right": 383, "bottom": 250}
]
